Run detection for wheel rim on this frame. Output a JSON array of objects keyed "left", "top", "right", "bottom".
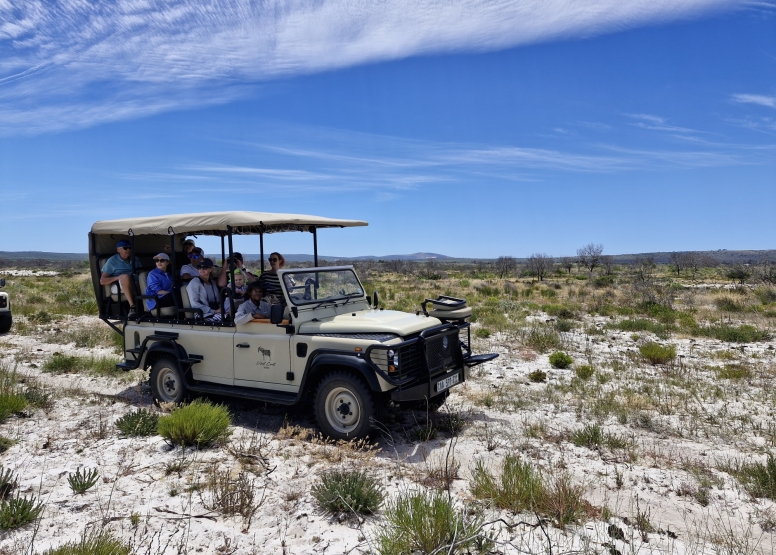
[
  {"left": 156, "top": 366, "right": 180, "bottom": 402},
  {"left": 324, "top": 386, "right": 361, "bottom": 434}
]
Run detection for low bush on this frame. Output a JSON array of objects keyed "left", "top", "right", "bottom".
[
  {"left": 694, "top": 324, "right": 771, "bottom": 343},
  {"left": 521, "top": 325, "right": 563, "bottom": 353},
  {"left": 638, "top": 302, "right": 678, "bottom": 324},
  {"left": 312, "top": 469, "right": 384, "bottom": 516},
  {"left": 0, "top": 437, "right": 15, "bottom": 454},
  {"left": 611, "top": 318, "right": 672, "bottom": 339},
  {"left": 528, "top": 370, "right": 547, "bottom": 383},
  {"left": 43, "top": 353, "right": 121, "bottom": 376},
  {"left": 754, "top": 287, "right": 776, "bottom": 305},
  {"left": 471, "top": 455, "right": 545, "bottom": 513},
  {"left": 639, "top": 342, "right": 676, "bottom": 365},
  {"left": 374, "top": 490, "right": 483, "bottom": 555},
  {"left": 716, "top": 364, "right": 752, "bottom": 380},
  {"left": 575, "top": 365, "right": 594, "bottom": 380},
  {"left": 201, "top": 464, "right": 260, "bottom": 520},
  {"left": 0, "top": 495, "right": 43, "bottom": 530},
  {"left": 0, "top": 468, "right": 16, "bottom": 499},
  {"left": 39, "top": 530, "right": 132, "bottom": 555},
  {"left": 715, "top": 297, "right": 747, "bottom": 313},
  {"left": 730, "top": 455, "right": 776, "bottom": 500},
  {"left": 115, "top": 408, "right": 159, "bottom": 437},
  {"left": 43, "top": 353, "right": 79, "bottom": 373},
  {"left": 474, "top": 327, "right": 491, "bottom": 339},
  {"left": 549, "top": 352, "right": 573, "bottom": 369},
  {"left": 0, "top": 366, "right": 27, "bottom": 423},
  {"left": 542, "top": 304, "right": 576, "bottom": 319},
  {"left": 158, "top": 399, "right": 232, "bottom": 448},
  {"left": 68, "top": 468, "right": 99, "bottom": 494},
  {"left": 555, "top": 319, "right": 574, "bottom": 332},
  {"left": 570, "top": 424, "right": 630, "bottom": 450}
]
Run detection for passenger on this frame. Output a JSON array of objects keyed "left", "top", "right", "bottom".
[
  {"left": 180, "top": 247, "right": 204, "bottom": 281},
  {"left": 217, "top": 251, "right": 256, "bottom": 288},
  {"left": 222, "top": 270, "right": 247, "bottom": 317},
  {"left": 166, "top": 239, "right": 195, "bottom": 271},
  {"left": 234, "top": 281, "right": 271, "bottom": 325},
  {"left": 145, "top": 253, "right": 176, "bottom": 312},
  {"left": 186, "top": 258, "right": 222, "bottom": 322},
  {"left": 255, "top": 252, "right": 285, "bottom": 299},
  {"left": 99, "top": 240, "right": 141, "bottom": 318}
]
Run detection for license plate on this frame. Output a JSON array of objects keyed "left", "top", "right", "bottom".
[{"left": 436, "top": 373, "right": 459, "bottom": 392}]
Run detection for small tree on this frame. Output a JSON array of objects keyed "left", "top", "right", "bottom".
[
  {"left": 527, "top": 254, "right": 553, "bottom": 281},
  {"left": 633, "top": 256, "right": 656, "bottom": 283},
  {"left": 495, "top": 256, "right": 517, "bottom": 279},
  {"left": 726, "top": 264, "right": 751, "bottom": 286},
  {"left": 601, "top": 255, "right": 614, "bottom": 276},
  {"left": 558, "top": 256, "right": 574, "bottom": 275},
  {"left": 577, "top": 243, "right": 604, "bottom": 274}
]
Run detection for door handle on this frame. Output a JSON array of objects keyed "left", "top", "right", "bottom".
[{"left": 236, "top": 343, "right": 250, "bottom": 348}]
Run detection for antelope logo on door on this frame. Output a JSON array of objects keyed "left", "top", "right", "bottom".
[{"left": 256, "top": 347, "right": 275, "bottom": 367}]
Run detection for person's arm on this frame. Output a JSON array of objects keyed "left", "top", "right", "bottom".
[
  {"left": 217, "top": 266, "right": 229, "bottom": 288},
  {"left": 234, "top": 301, "right": 254, "bottom": 324},
  {"left": 99, "top": 258, "right": 118, "bottom": 285},
  {"left": 146, "top": 271, "right": 163, "bottom": 297},
  {"left": 257, "top": 300, "right": 271, "bottom": 318}
]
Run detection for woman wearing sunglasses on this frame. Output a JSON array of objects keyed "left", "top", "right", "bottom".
[
  {"left": 146, "top": 253, "right": 176, "bottom": 311},
  {"left": 255, "top": 252, "right": 285, "bottom": 299}
]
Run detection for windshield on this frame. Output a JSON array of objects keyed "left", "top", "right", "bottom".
[{"left": 282, "top": 268, "right": 364, "bottom": 307}]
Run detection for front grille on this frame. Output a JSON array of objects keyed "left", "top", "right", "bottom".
[{"left": 424, "top": 329, "right": 462, "bottom": 375}]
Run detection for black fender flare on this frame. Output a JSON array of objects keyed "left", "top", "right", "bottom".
[
  {"left": 143, "top": 342, "right": 187, "bottom": 370},
  {"left": 299, "top": 351, "right": 382, "bottom": 397}
]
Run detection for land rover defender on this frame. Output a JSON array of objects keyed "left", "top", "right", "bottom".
[{"left": 89, "top": 211, "right": 497, "bottom": 439}]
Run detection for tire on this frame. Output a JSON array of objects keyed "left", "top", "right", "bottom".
[
  {"left": 315, "top": 371, "right": 376, "bottom": 440},
  {"left": 150, "top": 357, "right": 187, "bottom": 404},
  {"left": 0, "top": 313, "right": 11, "bottom": 334}
]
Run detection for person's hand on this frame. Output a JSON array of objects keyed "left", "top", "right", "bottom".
[
  {"left": 215, "top": 309, "right": 222, "bottom": 314},
  {"left": 158, "top": 290, "right": 169, "bottom": 295}
]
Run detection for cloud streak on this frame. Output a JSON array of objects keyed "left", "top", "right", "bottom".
[
  {"left": 732, "top": 94, "right": 776, "bottom": 108},
  {"left": 0, "top": 0, "right": 742, "bottom": 134}
]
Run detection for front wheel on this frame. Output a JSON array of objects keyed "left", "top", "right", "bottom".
[
  {"left": 150, "top": 357, "right": 187, "bottom": 404},
  {"left": 0, "top": 313, "right": 11, "bottom": 334},
  {"left": 315, "top": 371, "right": 376, "bottom": 440}
]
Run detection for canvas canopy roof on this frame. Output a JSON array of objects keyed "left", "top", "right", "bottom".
[{"left": 91, "top": 211, "right": 368, "bottom": 237}]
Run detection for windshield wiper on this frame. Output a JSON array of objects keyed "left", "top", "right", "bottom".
[{"left": 312, "top": 299, "right": 339, "bottom": 310}]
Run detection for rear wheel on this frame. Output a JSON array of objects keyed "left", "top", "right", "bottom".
[
  {"left": 0, "top": 313, "right": 11, "bottom": 334},
  {"left": 315, "top": 371, "right": 376, "bottom": 440},
  {"left": 150, "top": 357, "right": 187, "bottom": 404}
]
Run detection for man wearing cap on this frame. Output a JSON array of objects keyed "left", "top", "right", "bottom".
[
  {"left": 217, "top": 251, "right": 256, "bottom": 288},
  {"left": 186, "top": 258, "right": 222, "bottom": 322},
  {"left": 99, "top": 240, "right": 141, "bottom": 318},
  {"left": 145, "top": 253, "right": 175, "bottom": 311}
]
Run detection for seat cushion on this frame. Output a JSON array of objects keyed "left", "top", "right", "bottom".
[{"left": 429, "top": 307, "right": 472, "bottom": 320}]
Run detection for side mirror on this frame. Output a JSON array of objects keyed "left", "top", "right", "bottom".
[
  {"left": 373, "top": 290, "right": 379, "bottom": 308},
  {"left": 366, "top": 295, "right": 372, "bottom": 307},
  {"left": 270, "top": 303, "right": 283, "bottom": 325},
  {"left": 0, "top": 279, "right": 4, "bottom": 287}
]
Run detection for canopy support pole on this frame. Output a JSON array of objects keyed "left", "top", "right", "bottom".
[
  {"left": 312, "top": 227, "right": 318, "bottom": 267},
  {"left": 227, "top": 226, "right": 235, "bottom": 322},
  {"left": 260, "top": 232, "right": 265, "bottom": 273}
]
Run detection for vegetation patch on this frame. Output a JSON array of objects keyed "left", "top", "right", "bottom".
[
  {"left": 158, "top": 399, "right": 232, "bottom": 448},
  {"left": 728, "top": 455, "right": 776, "bottom": 500},
  {"left": 693, "top": 324, "right": 771, "bottom": 343},
  {"left": 43, "top": 353, "right": 121, "bottom": 376},
  {"left": 575, "top": 365, "right": 594, "bottom": 380},
  {"left": 716, "top": 364, "right": 752, "bottom": 380},
  {"left": 639, "top": 342, "right": 676, "bottom": 365},
  {"left": 67, "top": 468, "right": 99, "bottom": 495},
  {"left": 312, "top": 469, "right": 384, "bottom": 516},
  {"left": 0, "top": 495, "right": 43, "bottom": 530},
  {"left": 548, "top": 351, "right": 573, "bottom": 369},
  {"left": 528, "top": 370, "right": 547, "bottom": 383},
  {"left": 115, "top": 408, "right": 159, "bottom": 437},
  {"left": 38, "top": 530, "right": 132, "bottom": 555}
]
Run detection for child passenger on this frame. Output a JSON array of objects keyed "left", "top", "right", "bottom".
[{"left": 234, "top": 282, "right": 271, "bottom": 325}]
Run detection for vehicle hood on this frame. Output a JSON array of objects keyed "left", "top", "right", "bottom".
[{"left": 298, "top": 309, "right": 441, "bottom": 337}]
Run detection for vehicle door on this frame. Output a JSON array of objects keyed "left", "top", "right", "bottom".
[{"left": 234, "top": 321, "right": 293, "bottom": 391}]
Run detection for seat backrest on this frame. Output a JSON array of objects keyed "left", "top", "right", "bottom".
[
  {"left": 138, "top": 271, "right": 150, "bottom": 311},
  {"left": 180, "top": 284, "right": 191, "bottom": 308}
]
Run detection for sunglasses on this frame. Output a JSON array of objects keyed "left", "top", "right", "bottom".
[
  {"left": 189, "top": 253, "right": 202, "bottom": 259},
  {"left": 153, "top": 258, "right": 168, "bottom": 263},
  {"left": 269, "top": 258, "right": 279, "bottom": 262},
  {"left": 119, "top": 246, "right": 132, "bottom": 250}
]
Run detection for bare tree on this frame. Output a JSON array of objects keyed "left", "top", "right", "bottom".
[
  {"left": 527, "top": 253, "right": 553, "bottom": 281},
  {"left": 669, "top": 252, "right": 691, "bottom": 276},
  {"left": 494, "top": 256, "right": 517, "bottom": 279},
  {"left": 558, "top": 256, "right": 574, "bottom": 275},
  {"left": 689, "top": 254, "right": 717, "bottom": 280},
  {"left": 633, "top": 256, "right": 656, "bottom": 283},
  {"left": 601, "top": 255, "right": 615, "bottom": 276},
  {"left": 577, "top": 243, "right": 604, "bottom": 274}
]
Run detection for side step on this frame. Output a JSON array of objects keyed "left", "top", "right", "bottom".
[
  {"left": 464, "top": 353, "right": 499, "bottom": 367},
  {"left": 187, "top": 382, "right": 297, "bottom": 405}
]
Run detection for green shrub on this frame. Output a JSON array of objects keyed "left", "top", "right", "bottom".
[
  {"left": 474, "top": 327, "right": 491, "bottom": 339},
  {"left": 754, "top": 287, "right": 776, "bottom": 305},
  {"left": 542, "top": 304, "right": 576, "bottom": 319},
  {"left": 471, "top": 455, "right": 545, "bottom": 513},
  {"left": 158, "top": 399, "right": 232, "bottom": 448},
  {"left": 715, "top": 297, "right": 746, "bottom": 313},
  {"left": 115, "top": 409, "right": 159, "bottom": 437},
  {"left": 43, "top": 353, "right": 80, "bottom": 373},
  {"left": 375, "top": 490, "right": 483, "bottom": 555},
  {"left": 43, "top": 354, "right": 120, "bottom": 376},
  {"left": 716, "top": 364, "right": 752, "bottom": 380},
  {"left": 555, "top": 319, "right": 574, "bottom": 332},
  {"left": 549, "top": 352, "right": 573, "bottom": 369},
  {"left": 0, "top": 437, "right": 15, "bottom": 454},
  {"left": 39, "top": 530, "right": 132, "bottom": 555},
  {"left": 638, "top": 302, "right": 678, "bottom": 324},
  {"left": 522, "top": 325, "right": 562, "bottom": 353},
  {"left": 68, "top": 468, "right": 99, "bottom": 494},
  {"left": 639, "top": 342, "right": 676, "bottom": 365},
  {"left": 0, "top": 495, "right": 43, "bottom": 530},
  {"left": 611, "top": 318, "right": 672, "bottom": 339},
  {"left": 312, "top": 469, "right": 384, "bottom": 516},
  {"left": 575, "top": 365, "right": 594, "bottom": 380},
  {"left": 731, "top": 455, "right": 776, "bottom": 500},
  {"left": 0, "top": 468, "right": 16, "bottom": 499},
  {"left": 694, "top": 324, "right": 771, "bottom": 343},
  {"left": 571, "top": 424, "right": 604, "bottom": 448},
  {"left": 528, "top": 370, "right": 547, "bottom": 383}
]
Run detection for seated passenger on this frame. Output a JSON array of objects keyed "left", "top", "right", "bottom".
[
  {"left": 223, "top": 270, "right": 247, "bottom": 316},
  {"left": 235, "top": 282, "right": 271, "bottom": 325},
  {"left": 255, "top": 252, "right": 285, "bottom": 299},
  {"left": 186, "top": 258, "right": 222, "bottom": 322},
  {"left": 166, "top": 238, "right": 195, "bottom": 271},
  {"left": 180, "top": 247, "right": 204, "bottom": 281},
  {"left": 217, "top": 252, "right": 256, "bottom": 288},
  {"left": 146, "top": 253, "right": 176, "bottom": 312},
  {"left": 99, "top": 240, "right": 141, "bottom": 319}
]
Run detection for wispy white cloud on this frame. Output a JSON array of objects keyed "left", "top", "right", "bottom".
[
  {"left": 732, "top": 93, "right": 776, "bottom": 108},
  {"left": 624, "top": 113, "right": 707, "bottom": 135},
  {"left": 0, "top": 0, "right": 742, "bottom": 134}
]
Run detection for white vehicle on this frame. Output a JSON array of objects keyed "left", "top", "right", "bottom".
[
  {"left": 88, "top": 211, "right": 496, "bottom": 439},
  {"left": 0, "top": 279, "right": 10, "bottom": 334}
]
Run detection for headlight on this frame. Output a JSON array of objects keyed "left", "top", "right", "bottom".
[{"left": 387, "top": 349, "right": 399, "bottom": 373}]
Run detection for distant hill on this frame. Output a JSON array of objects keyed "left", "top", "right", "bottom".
[{"left": 0, "top": 251, "right": 88, "bottom": 261}]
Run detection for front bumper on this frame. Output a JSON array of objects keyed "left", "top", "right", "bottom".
[{"left": 390, "top": 366, "right": 463, "bottom": 402}]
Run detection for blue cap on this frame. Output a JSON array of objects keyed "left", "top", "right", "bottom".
[{"left": 116, "top": 240, "right": 131, "bottom": 248}]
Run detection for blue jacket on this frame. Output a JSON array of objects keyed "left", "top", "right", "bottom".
[{"left": 146, "top": 268, "right": 173, "bottom": 310}]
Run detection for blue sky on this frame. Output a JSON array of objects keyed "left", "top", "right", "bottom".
[{"left": 0, "top": 0, "right": 774, "bottom": 258}]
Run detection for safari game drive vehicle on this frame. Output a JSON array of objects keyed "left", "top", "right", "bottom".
[
  {"left": 89, "top": 212, "right": 497, "bottom": 439},
  {"left": 0, "top": 279, "right": 11, "bottom": 334}
]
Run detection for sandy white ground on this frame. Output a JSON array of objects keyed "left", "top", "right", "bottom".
[{"left": 0, "top": 313, "right": 774, "bottom": 555}]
